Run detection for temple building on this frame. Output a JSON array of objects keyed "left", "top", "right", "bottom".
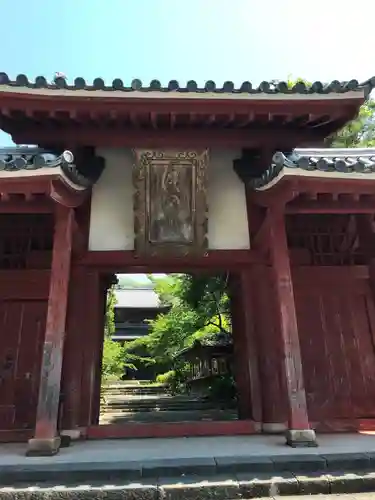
[
  {"left": 112, "top": 286, "right": 167, "bottom": 344},
  {"left": 0, "top": 72, "right": 374, "bottom": 455},
  {"left": 112, "top": 285, "right": 169, "bottom": 380}
]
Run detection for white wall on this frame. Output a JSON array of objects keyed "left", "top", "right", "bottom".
[
  {"left": 88, "top": 148, "right": 250, "bottom": 251},
  {"left": 207, "top": 150, "right": 250, "bottom": 250}
]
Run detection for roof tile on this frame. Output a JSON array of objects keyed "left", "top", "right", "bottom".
[
  {"left": 0, "top": 73, "right": 373, "bottom": 96},
  {"left": 251, "top": 148, "right": 375, "bottom": 189},
  {"left": 0, "top": 147, "right": 103, "bottom": 188}
]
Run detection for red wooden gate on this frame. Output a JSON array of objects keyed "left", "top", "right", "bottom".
[
  {"left": 293, "top": 266, "right": 375, "bottom": 423},
  {"left": 0, "top": 301, "right": 46, "bottom": 431}
]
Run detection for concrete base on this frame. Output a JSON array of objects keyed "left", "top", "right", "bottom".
[
  {"left": 285, "top": 429, "right": 318, "bottom": 448},
  {"left": 26, "top": 436, "right": 61, "bottom": 457}
]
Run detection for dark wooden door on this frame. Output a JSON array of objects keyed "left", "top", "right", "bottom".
[
  {"left": 294, "top": 269, "right": 375, "bottom": 421},
  {"left": 0, "top": 301, "right": 46, "bottom": 430}
]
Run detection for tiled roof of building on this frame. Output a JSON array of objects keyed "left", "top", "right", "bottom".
[
  {"left": 0, "top": 147, "right": 103, "bottom": 188},
  {"left": 114, "top": 288, "right": 164, "bottom": 309},
  {"left": 251, "top": 148, "right": 375, "bottom": 190},
  {"left": 175, "top": 332, "right": 233, "bottom": 359},
  {"left": 0, "top": 73, "right": 374, "bottom": 96}
]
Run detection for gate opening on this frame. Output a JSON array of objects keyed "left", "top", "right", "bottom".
[{"left": 99, "top": 272, "right": 240, "bottom": 426}]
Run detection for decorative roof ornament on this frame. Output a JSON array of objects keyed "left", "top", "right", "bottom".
[{"left": 53, "top": 72, "right": 67, "bottom": 85}]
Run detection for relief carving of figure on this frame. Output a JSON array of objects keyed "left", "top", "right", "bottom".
[{"left": 150, "top": 163, "right": 193, "bottom": 243}]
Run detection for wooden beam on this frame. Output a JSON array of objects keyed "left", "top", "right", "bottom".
[
  {"left": 295, "top": 177, "right": 375, "bottom": 195},
  {"left": 49, "top": 180, "right": 88, "bottom": 208},
  {"left": 286, "top": 200, "right": 375, "bottom": 214},
  {"left": 80, "top": 249, "right": 264, "bottom": 271},
  {"left": 0, "top": 199, "right": 53, "bottom": 213},
  {"left": 252, "top": 212, "right": 272, "bottom": 250},
  {"left": 267, "top": 208, "right": 315, "bottom": 445},
  {"left": 12, "top": 127, "right": 321, "bottom": 150},
  {"left": 250, "top": 180, "right": 299, "bottom": 208},
  {"left": 27, "top": 205, "right": 74, "bottom": 456},
  {"left": 0, "top": 90, "right": 362, "bottom": 116}
]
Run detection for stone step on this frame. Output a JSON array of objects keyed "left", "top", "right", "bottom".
[
  {"left": 2, "top": 455, "right": 375, "bottom": 497},
  {"left": 102, "top": 405, "right": 229, "bottom": 413},
  {"left": 103, "top": 388, "right": 169, "bottom": 396},
  {"left": 102, "top": 383, "right": 166, "bottom": 390},
  {"left": 100, "top": 408, "right": 239, "bottom": 424},
  {"left": 106, "top": 398, "right": 220, "bottom": 408},
  {"left": 103, "top": 394, "right": 207, "bottom": 403}
]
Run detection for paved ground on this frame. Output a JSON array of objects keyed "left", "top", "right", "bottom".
[
  {"left": 2, "top": 433, "right": 375, "bottom": 466},
  {"left": 2, "top": 433, "right": 375, "bottom": 497}
]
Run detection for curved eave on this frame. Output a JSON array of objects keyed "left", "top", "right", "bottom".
[
  {"left": 255, "top": 166, "right": 375, "bottom": 192},
  {"left": 252, "top": 148, "right": 375, "bottom": 192},
  {"left": 0, "top": 84, "right": 366, "bottom": 113},
  {"left": 0, "top": 166, "right": 87, "bottom": 192},
  {"left": 0, "top": 85, "right": 367, "bottom": 141},
  {"left": 0, "top": 148, "right": 103, "bottom": 209},
  {"left": 0, "top": 76, "right": 371, "bottom": 147}
]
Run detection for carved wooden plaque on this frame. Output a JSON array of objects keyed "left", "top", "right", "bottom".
[{"left": 133, "top": 150, "right": 208, "bottom": 257}]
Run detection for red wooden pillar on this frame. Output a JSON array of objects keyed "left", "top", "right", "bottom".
[
  {"left": 27, "top": 205, "right": 74, "bottom": 456},
  {"left": 89, "top": 274, "right": 108, "bottom": 425},
  {"left": 252, "top": 264, "right": 288, "bottom": 432},
  {"left": 60, "top": 267, "right": 87, "bottom": 432},
  {"left": 229, "top": 270, "right": 262, "bottom": 424},
  {"left": 79, "top": 272, "right": 105, "bottom": 427},
  {"left": 268, "top": 208, "right": 316, "bottom": 447}
]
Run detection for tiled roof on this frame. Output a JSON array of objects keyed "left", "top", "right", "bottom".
[
  {"left": 199, "top": 332, "right": 233, "bottom": 348},
  {"left": 0, "top": 147, "right": 100, "bottom": 188},
  {"left": 250, "top": 148, "right": 375, "bottom": 190},
  {"left": 0, "top": 73, "right": 374, "bottom": 96},
  {"left": 175, "top": 333, "right": 233, "bottom": 359}
]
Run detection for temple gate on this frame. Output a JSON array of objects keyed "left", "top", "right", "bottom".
[{"left": 0, "top": 72, "right": 373, "bottom": 454}]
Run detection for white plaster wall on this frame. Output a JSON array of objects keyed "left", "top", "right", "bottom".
[
  {"left": 207, "top": 150, "right": 250, "bottom": 249},
  {"left": 88, "top": 148, "right": 250, "bottom": 251},
  {"left": 89, "top": 148, "right": 134, "bottom": 251}
]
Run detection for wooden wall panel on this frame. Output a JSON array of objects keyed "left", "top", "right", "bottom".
[
  {"left": 0, "top": 300, "right": 46, "bottom": 431},
  {"left": 293, "top": 266, "right": 375, "bottom": 422}
]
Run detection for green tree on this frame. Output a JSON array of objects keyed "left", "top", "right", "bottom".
[
  {"left": 123, "top": 273, "right": 231, "bottom": 369},
  {"left": 284, "top": 75, "right": 375, "bottom": 148},
  {"left": 101, "top": 287, "right": 136, "bottom": 381},
  {"left": 101, "top": 337, "right": 125, "bottom": 380},
  {"left": 330, "top": 99, "right": 375, "bottom": 147},
  {"left": 104, "top": 287, "right": 116, "bottom": 338}
]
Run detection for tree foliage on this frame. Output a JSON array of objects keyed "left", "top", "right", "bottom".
[
  {"left": 330, "top": 99, "right": 375, "bottom": 148},
  {"left": 123, "top": 273, "right": 230, "bottom": 369},
  {"left": 285, "top": 75, "right": 375, "bottom": 148},
  {"left": 101, "top": 287, "right": 136, "bottom": 381},
  {"left": 104, "top": 287, "right": 116, "bottom": 338}
]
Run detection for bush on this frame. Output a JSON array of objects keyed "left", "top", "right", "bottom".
[
  {"left": 208, "top": 374, "right": 237, "bottom": 402},
  {"left": 156, "top": 365, "right": 190, "bottom": 394},
  {"left": 156, "top": 370, "right": 176, "bottom": 385},
  {"left": 102, "top": 338, "right": 127, "bottom": 382}
]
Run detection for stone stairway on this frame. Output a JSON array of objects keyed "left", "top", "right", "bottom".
[{"left": 100, "top": 381, "right": 238, "bottom": 424}]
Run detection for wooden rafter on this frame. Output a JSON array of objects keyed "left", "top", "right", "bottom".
[{"left": 13, "top": 127, "right": 323, "bottom": 150}]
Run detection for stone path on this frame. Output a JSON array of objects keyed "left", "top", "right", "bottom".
[{"left": 100, "top": 381, "right": 237, "bottom": 424}]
